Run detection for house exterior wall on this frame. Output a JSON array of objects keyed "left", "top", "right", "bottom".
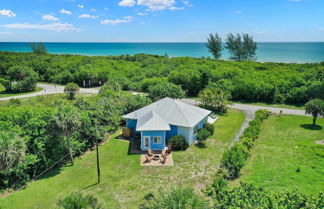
[
  {"left": 166, "top": 125, "right": 178, "bottom": 140},
  {"left": 141, "top": 131, "right": 166, "bottom": 151},
  {"left": 126, "top": 119, "right": 140, "bottom": 134}
]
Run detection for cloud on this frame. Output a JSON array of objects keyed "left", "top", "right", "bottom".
[
  {"left": 90, "top": 8, "right": 96, "bottom": 12},
  {"left": 137, "top": 0, "right": 175, "bottom": 11},
  {"left": 137, "top": 12, "right": 147, "bottom": 16},
  {"left": 78, "top": 14, "right": 98, "bottom": 19},
  {"left": 0, "top": 9, "right": 16, "bottom": 17},
  {"left": 316, "top": 27, "right": 324, "bottom": 31},
  {"left": 104, "top": 7, "right": 109, "bottom": 10},
  {"left": 4, "top": 22, "right": 80, "bottom": 32},
  {"left": 234, "top": 10, "right": 243, "bottom": 14},
  {"left": 42, "top": 14, "right": 59, "bottom": 21},
  {"left": 59, "top": 9, "right": 72, "bottom": 15},
  {"left": 100, "top": 16, "right": 134, "bottom": 25},
  {"left": 78, "top": 4, "right": 84, "bottom": 8},
  {"left": 169, "top": 6, "right": 184, "bottom": 10},
  {"left": 119, "top": 0, "right": 136, "bottom": 7},
  {"left": 0, "top": 31, "right": 12, "bottom": 36}
]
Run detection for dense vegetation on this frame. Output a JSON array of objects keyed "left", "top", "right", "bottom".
[
  {"left": 0, "top": 84, "right": 151, "bottom": 190},
  {"left": 220, "top": 109, "right": 270, "bottom": 180},
  {"left": 205, "top": 179, "right": 323, "bottom": 209},
  {"left": 0, "top": 52, "right": 323, "bottom": 105}
]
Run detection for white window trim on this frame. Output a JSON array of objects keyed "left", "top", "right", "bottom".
[
  {"left": 144, "top": 136, "right": 150, "bottom": 148},
  {"left": 153, "top": 136, "right": 161, "bottom": 144}
]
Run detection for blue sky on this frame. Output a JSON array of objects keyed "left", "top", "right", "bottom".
[{"left": 0, "top": 0, "right": 323, "bottom": 42}]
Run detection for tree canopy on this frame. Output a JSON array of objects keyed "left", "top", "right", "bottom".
[
  {"left": 225, "top": 33, "right": 257, "bottom": 61},
  {"left": 206, "top": 33, "right": 222, "bottom": 59},
  {"left": 305, "top": 98, "right": 324, "bottom": 126},
  {"left": 148, "top": 81, "right": 185, "bottom": 101},
  {"left": 30, "top": 43, "right": 47, "bottom": 55}
]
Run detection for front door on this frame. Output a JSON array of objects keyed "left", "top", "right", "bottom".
[{"left": 144, "top": 136, "right": 150, "bottom": 149}]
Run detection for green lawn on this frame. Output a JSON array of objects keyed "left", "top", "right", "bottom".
[
  {"left": 233, "top": 101, "right": 305, "bottom": 110},
  {"left": 237, "top": 115, "right": 324, "bottom": 193},
  {"left": 0, "top": 109, "right": 245, "bottom": 209},
  {"left": 0, "top": 87, "right": 42, "bottom": 98}
]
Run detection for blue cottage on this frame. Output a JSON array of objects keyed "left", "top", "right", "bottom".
[{"left": 122, "top": 98, "right": 211, "bottom": 151}]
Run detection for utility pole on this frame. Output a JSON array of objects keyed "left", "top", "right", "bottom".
[{"left": 95, "top": 136, "right": 100, "bottom": 183}]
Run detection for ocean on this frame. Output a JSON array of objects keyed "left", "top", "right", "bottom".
[{"left": 0, "top": 42, "right": 323, "bottom": 63}]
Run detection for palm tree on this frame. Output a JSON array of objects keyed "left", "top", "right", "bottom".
[
  {"left": 54, "top": 104, "right": 81, "bottom": 165},
  {"left": 145, "top": 187, "right": 209, "bottom": 209},
  {"left": 57, "top": 192, "right": 103, "bottom": 209},
  {"left": 0, "top": 131, "right": 26, "bottom": 174},
  {"left": 305, "top": 99, "right": 324, "bottom": 126}
]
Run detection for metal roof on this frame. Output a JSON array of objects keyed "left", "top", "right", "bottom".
[{"left": 123, "top": 98, "right": 211, "bottom": 130}]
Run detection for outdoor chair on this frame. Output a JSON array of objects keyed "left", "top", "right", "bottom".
[
  {"left": 148, "top": 149, "right": 154, "bottom": 157},
  {"left": 144, "top": 155, "right": 152, "bottom": 163},
  {"left": 160, "top": 155, "right": 167, "bottom": 164}
]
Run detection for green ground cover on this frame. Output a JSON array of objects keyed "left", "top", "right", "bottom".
[
  {"left": 0, "top": 109, "right": 245, "bottom": 209},
  {"left": 0, "top": 87, "right": 42, "bottom": 98},
  {"left": 238, "top": 115, "right": 324, "bottom": 193},
  {"left": 233, "top": 101, "right": 305, "bottom": 110}
]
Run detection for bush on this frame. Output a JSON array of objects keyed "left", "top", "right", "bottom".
[
  {"left": 169, "top": 135, "right": 188, "bottom": 151},
  {"left": 204, "top": 123, "right": 215, "bottom": 135},
  {"left": 57, "top": 192, "right": 102, "bottom": 209},
  {"left": 197, "top": 128, "right": 211, "bottom": 144},
  {"left": 148, "top": 81, "right": 185, "bottom": 101},
  {"left": 206, "top": 182, "right": 323, "bottom": 209},
  {"left": 64, "top": 83, "right": 80, "bottom": 100},
  {"left": 240, "top": 137, "right": 254, "bottom": 150},
  {"left": 142, "top": 187, "right": 208, "bottom": 209},
  {"left": 220, "top": 144, "right": 247, "bottom": 179}
]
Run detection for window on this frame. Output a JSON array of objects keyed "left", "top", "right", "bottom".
[
  {"left": 153, "top": 136, "right": 161, "bottom": 144},
  {"left": 194, "top": 125, "right": 199, "bottom": 135}
]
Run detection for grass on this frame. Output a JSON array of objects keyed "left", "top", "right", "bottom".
[
  {"left": 0, "top": 109, "right": 245, "bottom": 209},
  {"left": 0, "top": 87, "right": 42, "bottom": 98},
  {"left": 235, "top": 114, "right": 324, "bottom": 193},
  {"left": 233, "top": 100, "right": 305, "bottom": 110}
]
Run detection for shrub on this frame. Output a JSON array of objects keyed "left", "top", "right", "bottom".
[
  {"left": 143, "top": 187, "right": 208, "bottom": 209},
  {"left": 64, "top": 83, "right": 80, "bottom": 100},
  {"left": 148, "top": 81, "right": 185, "bottom": 101},
  {"left": 204, "top": 123, "right": 215, "bottom": 135},
  {"left": 206, "top": 182, "right": 323, "bottom": 209},
  {"left": 169, "top": 135, "right": 188, "bottom": 151},
  {"left": 255, "top": 109, "right": 271, "bottom": 120},
  {"left": 197, "top": 128, "right": 211, "bottom": 144},
  {"left": 57, "top": 192, "right": 102, "bottom": 209},
  {"left": 220, "top": 144, "right": 247, "bottom": 179},
  {"left": 240, "top": 137, "right": 254, "bottom": 150}
]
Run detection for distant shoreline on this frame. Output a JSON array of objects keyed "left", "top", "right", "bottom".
[{"left": 1, "top": 42, "right": 323, "bottom": 63}]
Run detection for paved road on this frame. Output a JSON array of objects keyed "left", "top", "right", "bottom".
[{"left": 0, "top": 84, "right": 99, "bottom": 101}]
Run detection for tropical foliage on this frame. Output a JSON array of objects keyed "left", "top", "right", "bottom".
[
  {"left": 0, "top": 52, "right": 323, "bottom": 105},
  {"left": 205, "top": 180, "right": 323, "bottom": 209},
  {"left": 220, "top": 109, "right": 270, "bottom": 179},
  {"left": 0, "top": 86, "right": 151, "bottom": 190},
  {"left": 0, "top": 65, "right": 38, "bottom": 93},
  {"left": 64, "top": 83, "right": 80, "bottom": 100},
  {"left": 57, "top": 192, "right": 103, "bottom": 209},
  {"left": 142, "top": 187, "right": 209, "bottom": 209},
  {"left": 225, "top": 33, "right": 257, "bottom": 61},
  {"left": 169, "top": 135, "right": 188, "bottom": 150},
  {"left": 206, "top": 33, "right": 222, "bottom": 59},
  {"left": 305, "top": 98, "right": 324, "bottom": 126}
]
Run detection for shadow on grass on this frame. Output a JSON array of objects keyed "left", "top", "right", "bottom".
[
  {"left": 80, "top": 182, "right": 99, "bottom": 191},
  {"left": 195, "top": 143, "right": 207, "bottom": 149},
  {"left": 300, "top": 124, "right": 322, "bottom": 130}
]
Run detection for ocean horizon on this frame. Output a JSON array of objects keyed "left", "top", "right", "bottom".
[{"left": 1, "top": 42, "right": 323, "bottom": 63}]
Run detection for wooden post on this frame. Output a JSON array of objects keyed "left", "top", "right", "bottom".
[{"left": 95, "top": 137, "right": 100, "bottom": 183}]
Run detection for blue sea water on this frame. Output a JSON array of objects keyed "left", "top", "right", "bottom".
[{"left": 0, "top": 42, "right": 323, "bottom": 63}]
